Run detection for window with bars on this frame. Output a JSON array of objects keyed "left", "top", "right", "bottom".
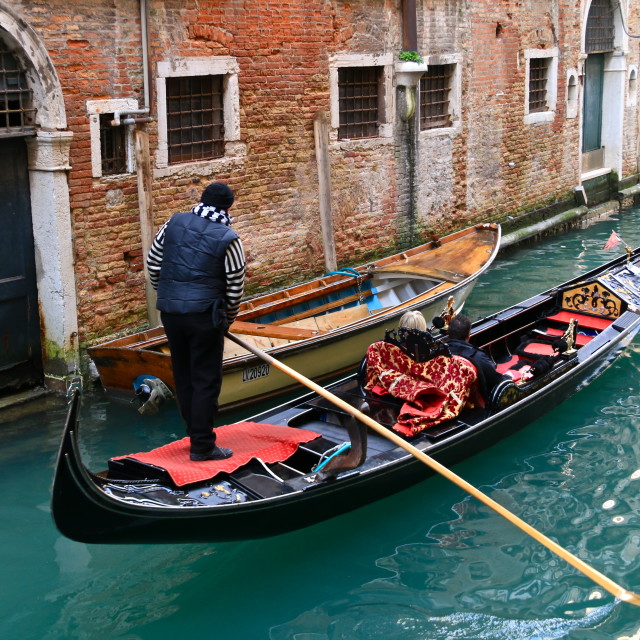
[
  {"left": 99, "top": 114, "right": 127, "bottom": 175},
  {"left": 528, "top": 57, "right": 550, "bottom": 113},
  {"left": 0, "top": 47, "right": 35, "bottom": 135},
  {"left": 166, "top": 75, "right": 224, "bottom": 164},
  {"left": 586, "top": 0, "right": 615, "bottom": 54},
  {"left": 419, "top": 65, "right": 454, "bottom": 130},
  {"left": 338, "top": 67, "right": 381, "bottom": 139}
]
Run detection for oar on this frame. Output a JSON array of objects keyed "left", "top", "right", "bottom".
[{"left": 226, "top": 331, "right": 640, "bottom": 606}]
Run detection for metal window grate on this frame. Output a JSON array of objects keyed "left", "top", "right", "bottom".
[
  {"left": 528, "top": 57, "right": 549, "bottom": 113},
  {"left": 586, "top": 0, "right": 615, "bottom": 54},
  {"left": 338, "top": 67, "right": 380, "bottom": 140},
  {"left": 99, "top": 113, "right": 127, "bottom": 175},
  {"left": 419, "top": 64, "right": 453, "bottom": 130},
  {"left": 0, "top": 47, "right": 36, "bottom": 136},
  {"left": 166, "top": 75, "right": 224, "bottom": 164}
]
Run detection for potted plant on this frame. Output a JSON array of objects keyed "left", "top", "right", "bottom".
[{"left": 395, "top": 51, "right": 427, "bottom": 88}]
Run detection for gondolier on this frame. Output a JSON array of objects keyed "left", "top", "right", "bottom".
[{"left": 146, "top": 182, "right": 246, "bottom": 461}]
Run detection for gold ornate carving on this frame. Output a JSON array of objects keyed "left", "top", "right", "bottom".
[{"left": 561, "top": 283, "right": 621, "bottom": 318}]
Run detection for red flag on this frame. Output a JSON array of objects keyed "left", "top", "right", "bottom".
[{"left": 603, "top": 231, "right": 622, "bottom": 251}]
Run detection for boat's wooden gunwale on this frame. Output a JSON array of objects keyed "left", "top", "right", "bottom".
[
  {"left": 226, "top": 225, "right": 491, "bottom": 321},
  {"left": 238, "top": 272, "right": 375, "bottom": 321}
]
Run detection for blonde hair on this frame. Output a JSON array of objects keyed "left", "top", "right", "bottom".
[{"left": 398, "top": 310, "right": 427, "bottom": 331}]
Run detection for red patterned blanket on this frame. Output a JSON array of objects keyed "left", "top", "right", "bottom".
[{"left": 364, "top": 342, "right": 479, "bottom": 436}]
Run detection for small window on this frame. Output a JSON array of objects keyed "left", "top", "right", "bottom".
[
  {"left": 524, "top": 49, "right": 558, "bottom": 125},
  {"left": 87, "top": 98, "right": 137, "bottom": 178},
  {"left": 529, "top": 57, "right": 550, "bottom": 113},
  {"left": 99, "top": 114, "right": 127, "bottom": 175},
  {"left": 419, "top": 64, "right": 454, "bottom": 130},
  {"left": 0, "top": 47, "right": 36, "bottom": 134},
  {"left": 566, "top": 71, "right": 579, "bottom": 119},
  {"left": 338, "top": 67, "right": 380, "bottom": 139},
  {"left": 629, "top": 67, "right": 638, "bottom": 107},
  {"left": 166, "top": 75, "right": 225, "bottom": 164}
]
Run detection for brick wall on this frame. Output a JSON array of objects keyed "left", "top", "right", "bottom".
[{"left": 7, "top": 0, "right": 640, "bottom": 347}]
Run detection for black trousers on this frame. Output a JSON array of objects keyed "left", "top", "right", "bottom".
[{"left": 161, "top": 311, "right": 225, "bottom": 454}]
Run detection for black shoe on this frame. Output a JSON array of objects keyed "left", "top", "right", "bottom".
[{"left": 190, "top": 446, "right": 233, "bottom": 462}]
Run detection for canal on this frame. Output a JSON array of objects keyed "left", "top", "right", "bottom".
[{"left": 2, "top": 206, "right": 640, "bottom": 639}]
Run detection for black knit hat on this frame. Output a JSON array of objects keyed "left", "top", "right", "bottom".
[{"left": 201, "top": 182, "right": 235, "bottom": 209}]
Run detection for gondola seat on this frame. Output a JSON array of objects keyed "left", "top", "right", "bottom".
[{"left": 545, "top": 310, "right": 614, "bottom": 331}]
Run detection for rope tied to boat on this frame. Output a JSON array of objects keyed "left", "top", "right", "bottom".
[{"left": 325, "top": 268, "right": 365, "bottom": 304}]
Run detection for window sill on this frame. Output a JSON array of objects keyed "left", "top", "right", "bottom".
[
  {"left": 154, "top": 142, "right": 247, "bottom": 178},
  {"left": 524, "top": 110, "right": 555, "bottom": 125}
]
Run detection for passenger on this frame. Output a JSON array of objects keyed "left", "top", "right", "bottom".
[
  {"left": 446, "top": 314, "right": 509, "bottom": 404},
  {"left": 398, "top": 310, "right": 428, "bottom": 331}
]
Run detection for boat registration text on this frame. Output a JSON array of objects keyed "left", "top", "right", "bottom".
[{"left": 242, "top": 363, "right": 270, "bottom": 383}]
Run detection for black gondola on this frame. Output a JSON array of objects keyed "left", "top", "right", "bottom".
[{"left": 52, "top": 249, "right": 640, "bottom": 544}]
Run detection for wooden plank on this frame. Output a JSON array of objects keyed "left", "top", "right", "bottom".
[
  {"left": 271, "top": 291, "right": 374, "bottom": 324},
  {"left": 134, "top": 125, "right": 159, "bottom": 327},
  {"left": 373, "top": 264, "right": 462, "bottom": 282},
  {"left": 230, "top": 320, "right": 326, "bottom": 340},
  {"left": 314, "top": 111, "right": 337, "bottom": 272},
  {"left": 315, "top": 305, "right": 370, "bottom": 330}
]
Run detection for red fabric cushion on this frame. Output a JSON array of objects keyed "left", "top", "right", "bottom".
[
  {"left": 546, "top": 310, "right": 614, "bottom": 330},
  {"left": 521, "top": 342, "right": 557, "bottom": 357},
  {"left": 365, "top": 342, "right": 479, "bottom": 436},
  {"left": 112, "top": 422, "right": 320, "bottom": 487},
  {"left": 495, "top": 355, "right": 521, "bottom": 373}
]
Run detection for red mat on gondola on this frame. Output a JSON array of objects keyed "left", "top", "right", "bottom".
[{"left": 112, "top": 422, "right": 320, "bottom": 487}]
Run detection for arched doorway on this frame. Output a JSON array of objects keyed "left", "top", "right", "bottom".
[
  {"left": 582, "top": 0, "right": 627, "bottom": 176},
  {"left": 0, "top": 47, "right": 41, "bottom": 391},
  {"left": 0, "top": 3, "right": 79, "bottom": 394}
]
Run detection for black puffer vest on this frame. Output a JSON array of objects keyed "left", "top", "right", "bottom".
[{"left": 156, "top": 211, "right": 238, "bottom": 315}]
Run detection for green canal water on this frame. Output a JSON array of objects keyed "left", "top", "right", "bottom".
[{"left": 2, "top": 208, "right": 640, "bottom": 639}]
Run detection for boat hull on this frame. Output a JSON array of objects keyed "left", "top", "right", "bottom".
[
  {"left": 53, "top": 317, "right": 640, "bottom": 544},
  {"left": 90, "top": 224, "right": 500, "bottom": 411},
  {"left": 52, "top": 246, "right": 640, "bottom": 543}
]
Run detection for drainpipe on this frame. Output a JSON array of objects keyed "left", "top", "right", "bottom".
[
  {"left": 398, "top": 0, "right": 423, "bottom": 247},
  {"left": 402, "top": 0, "right": 418, "bottom": 52},
  {"left": 110, "top": 0, "right": 158, "bottom": 326}
]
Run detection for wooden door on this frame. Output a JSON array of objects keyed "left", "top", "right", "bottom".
[
  {"left": 582, "top": 53, "right": 605, "bottom": 153},
  {"left": 0, "top": 137, "right": 43, "bottom": 391}
]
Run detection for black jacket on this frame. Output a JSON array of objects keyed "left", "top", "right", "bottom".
[
  {"left": 156, "top": 211, "right": 238, "bottom": 316},
  {"left": 447, "top": 338, "right": 507, "bottom": 403}
]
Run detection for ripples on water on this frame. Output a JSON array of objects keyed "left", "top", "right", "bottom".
[{"left": 2, "top": 210, "right": 640, "bottom": 640}]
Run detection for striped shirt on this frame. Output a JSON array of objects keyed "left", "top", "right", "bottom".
[{"left": 146, "top": 211, "right": 246, "bottom": 324}]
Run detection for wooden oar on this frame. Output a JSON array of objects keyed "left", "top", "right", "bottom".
[{"left": 226, "top": 331, "right": 640, "bottom": 606}]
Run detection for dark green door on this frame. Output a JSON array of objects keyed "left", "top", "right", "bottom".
[
  {"left": 582, "top": 53, "right": 605, "bottom": 153},
  {"left": 0, "top": 138, "right": 42, "bottom": 390}
]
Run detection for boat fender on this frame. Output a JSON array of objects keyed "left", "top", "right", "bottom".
[{"left": 132, "top": 375, "right": 174, "bottom": 415}]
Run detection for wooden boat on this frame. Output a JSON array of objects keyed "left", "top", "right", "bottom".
[
  {"left": 89, "top": 224, "right": 500, "bottom": 411},
  {"left": 52, "top": 247, "right": 640, "bottom": 544}
]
